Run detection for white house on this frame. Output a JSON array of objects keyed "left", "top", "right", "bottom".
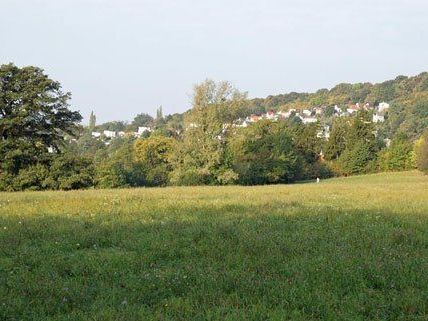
[
  {"left": 91, "top": 131, "right": 101, "bottom": 138},
  {"left": 118, "top": 131, "right": 126, "bottom": 137},
  {"left": 237, "top": 120, "right": 249, "bottom": 128},
  {"left": 302, "top": 117, "right": 317, "bottom": 124},
  {"left": 103, "top": 130, "right": 117, "bottom": 138},
  {"left": 302, "top": 109, "right": 312, "bottom": 117},
  {"left": 137, "top": 127, "right": 152, "bottom": 135},
  {"left": 315, "top": 107, "right": 323, "bottom": 115},
  {"left": 372, "top": 114, "right": 385, "bottom": 123},
  {"left": 278, "top": 111, "right": 292, "bottom": 118},
  {"left": 185, "top": 123, "right": 198, "bottom": 130},
  {"left": 316, "top": 125, "right": 330, "bottom": 139},
  {"left": 265, "top": 110, "right": 276, "bottom": 120},
  {"left": 378, "top": 102, "right": 390, "bottom": 113}
]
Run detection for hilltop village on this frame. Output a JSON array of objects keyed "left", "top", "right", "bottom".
[
  {"left": 88, "top": 101, "right": 392, "bottom": 150},
  {"left": 89, "top": 102, "right": 390, "bottom": 144}
]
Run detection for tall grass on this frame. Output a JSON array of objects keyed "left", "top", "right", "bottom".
[{"left": 0, "top": 171, "right": 427, "bottom": 320}]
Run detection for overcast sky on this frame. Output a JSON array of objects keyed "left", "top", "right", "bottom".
[{"left": 1, "top": 0, "right": 427, "bottom": 123}]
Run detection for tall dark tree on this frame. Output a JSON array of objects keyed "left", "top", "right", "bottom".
[
  {"left": 0, "top": 63, "right": 82, "bottom": 174},
  {"left": 156, "top": 106, "right": 163, "bottom": 120},
  {"left": 89, "top": 111, "right": 96, "bottom": 130}
]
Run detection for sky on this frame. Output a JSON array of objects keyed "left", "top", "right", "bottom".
[{"left": 1, "top": 0, "right": 428, "bottom": 123}]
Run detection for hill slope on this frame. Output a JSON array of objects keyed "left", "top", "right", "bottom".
[{"left": 248, "top": 72, "right": 428, "bottom": 139}]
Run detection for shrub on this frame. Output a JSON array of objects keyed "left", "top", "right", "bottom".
[
  {"left": 169, "top": 167, "right": 212, "bottom": 186},
  {"left": 95, "top": 145, "right": 145, "bottom": 188},
  {"left": 338, "top": 141, "right": 377, "bottom": 175},
  {"left": 46, "top": 154, "right": 94, "bottom": 190},
  {"left": 415, "top": 129, "right": 428, "bottom": 173},
  {"left": 12, "top": 164, "right": 50, "bottom": 191},
  {"left": 229, "top": 121, "right": 301, "bottom": 185},
  {"left": 378, "top": 137, "right": 415, "bottom": 171}
]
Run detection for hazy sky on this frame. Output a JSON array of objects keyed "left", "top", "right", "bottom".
[{"left": 1, "top": 0, "right": 427, "bottom": 123}]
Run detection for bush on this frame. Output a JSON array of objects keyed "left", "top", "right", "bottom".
[
  {"left": 45, "top": 154, "right": 94, "bottom": 190},
  {"left": 378, "top": 137, "right": 415, "bottom": 171},
  {"left": 169, "top": 167, "right": 212, "bottom": 186},
  {"left": 415, "top": 129, "right": 428, "bottom": 173},
  {"left": 0, "top": 172, "right": 16, "bottom": 192},
  {"left": 144, "top": 164, "right": 171, "bottom": 187},
  {"left": 216, "top": 169, "right": 239, "bottom": 185},
  {"left": 229, "top": 121, "right": 301, "bottom": 185},
  {"left": 134, "top": 136, "right": 175, "bottom": 186},
  {"left": 12, "top": 164, "right": 50, "bottom": 191},
  {"left": 300, "top": 161, "right": 334, "bottom": 180},
  {"left": 95, "top": 145, "right": 145, "bottom": 188},
  {"left": 338, "top": 141, "right": 377, "bottom": 175}
]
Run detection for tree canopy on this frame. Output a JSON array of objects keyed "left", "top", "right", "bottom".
[{"left": 0, "top": 63, "right": 81, "bottom": 174}]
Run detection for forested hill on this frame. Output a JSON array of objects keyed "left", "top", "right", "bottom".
[
  {"left": 250, "top": 72, "right": 428, "bottom": 111},
  {"left": 246, "top": 72, "right": 428, "bottom": 139}
]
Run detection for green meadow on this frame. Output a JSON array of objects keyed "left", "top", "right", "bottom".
[{"left": 0, "top": 171, "right": 427, "bottom": 321}]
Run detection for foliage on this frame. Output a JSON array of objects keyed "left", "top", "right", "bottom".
[
  {"left": 0, "top": 154, "right": 94, "bottom": 191},
  {"left": 95, "top": 143, "right": 145, "bottom": 188},
  {"left": 134, "top": 135, "right": 175, "bottom": 186},
  {"left": 378, "top": 135, "right": 415, "bottom": 171},
  {"left": 288, "top": 123, "right": 322, "bottom": 164},
  {"left": 89, "top": 111, "right": 96, "bottom": 130},
  {"left": 324, "top": 118, "right": 348, "bottom": 160},
  {"left": 94, "top": 121, "right": 127, "bottom": 132},
  {"left": 12, "top": 164, "right": 50, "bottom": 191},
  {"left": 415, "top": 129, "right": 428, "bottom": 173},
  {"left": 130, "top": 113, "right": 154, "bottom": 131},
  {"left": 338, "top": 140, "right": 377, "bottom": 175},
  {"left": 0, "top": 63, "right": 81, "bottom": 174},
  {"left": 229, "top": 121, "right": 300, "bottom": 184},
  {"left": 44, "top": 154, "right": 94, "bottom": 190},
  {"left": 170, "top": 80, "right": 248, "bottom": 185}
]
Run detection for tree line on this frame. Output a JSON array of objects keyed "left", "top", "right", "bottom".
[{"left": 1, "top": 64, "right": 427, "bottom": 191}]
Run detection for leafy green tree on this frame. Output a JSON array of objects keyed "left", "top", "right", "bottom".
[
  {"left": 324, "top": 118, "right": 348, "bottom": 160},
  {"left": 132, "top": 113, "right": 154, "bottom": 129},
  {"left": 229, "top": 121, "right": 300, "bottom": 185},
  {"left": 289, "top": 123, "right": 322, "bottom": 164},
  {"left": 170, "top": 80, "right": 247, "bottom": 185},
  {"left": 324, "top": 106, "right": 335, "bottom": 118},
  {"left": 95, "top": 121, "right": 126, "bottom": 132},
  {"left": 12, "top": 164, "right": 50, "bottom": 191},
  {"left": 134, "top": 135, "right": 175, "bottom": 186},
  {"left": 378, "top": 135, "right": 415, "bottom": 171},
  {"left": 164, "top": 113, "right": 184, "bottom": 138},
  {"left": 44, "top": 154, "right": 94, "bottom": 190},
  {"left": 153, "top": 106, "right": 166, "bottom": 130},
  {"left": 95, "top": 143, "right": 145, "bottom": 188},
  {"left": 338, "top": 140, "right": 376, "bottom": 175},
  {"left": 415, "top": 129, "right": 428, "bottom": 173},
  {"left": 0, "top": 63, "right": 82, "bottom": 174},
  {"left": 89, "top": 111, "right": 96, "bottom": 130}
]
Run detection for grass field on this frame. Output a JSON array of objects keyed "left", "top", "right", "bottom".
[{"left": 0, "top": 171, "right": 427, "bottom": 320}]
